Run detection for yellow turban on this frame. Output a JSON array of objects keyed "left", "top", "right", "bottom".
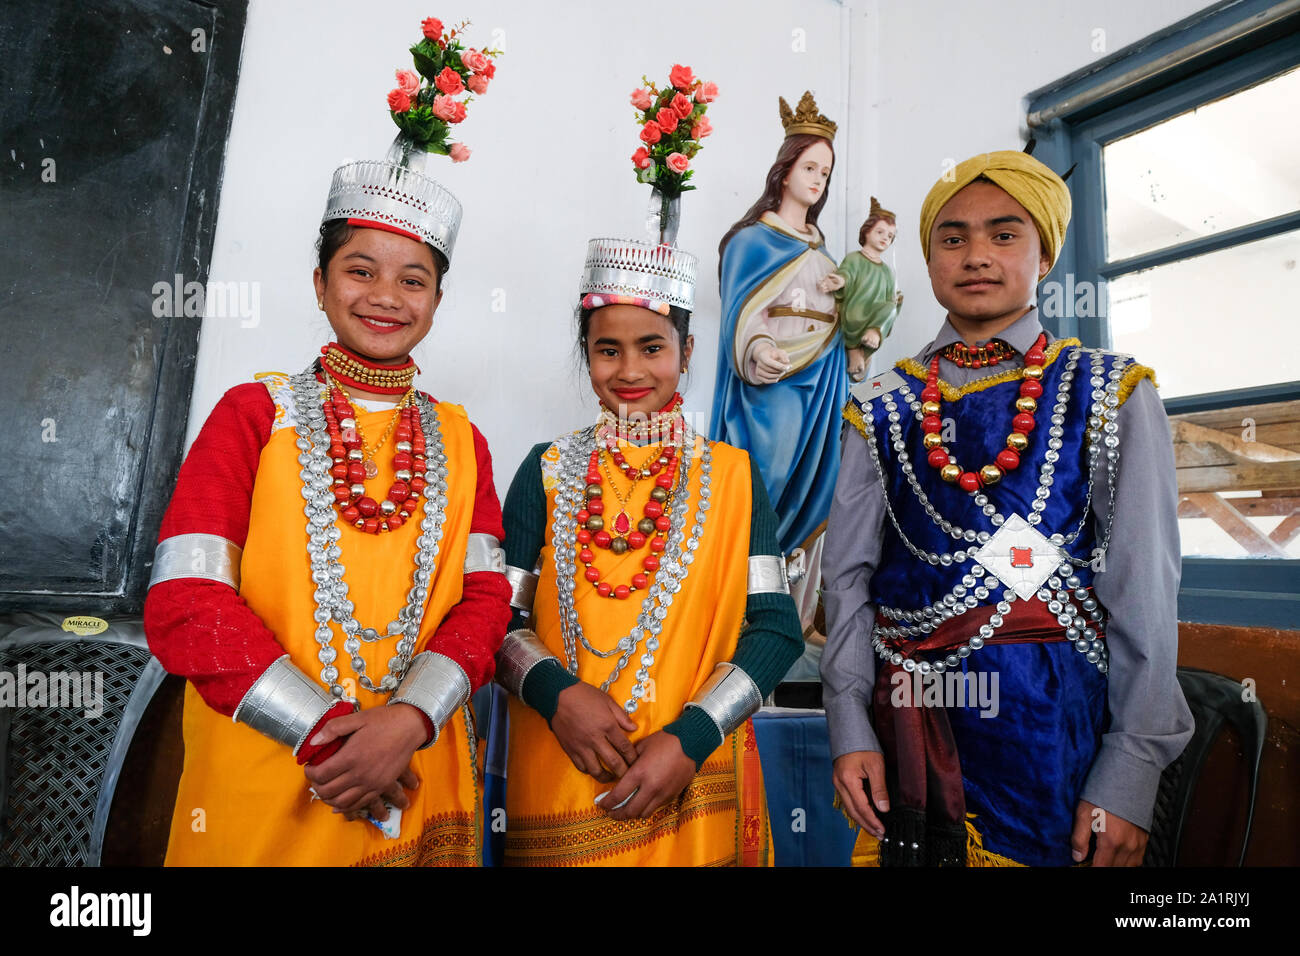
[{"left": 919, "top": 150, "right": 1072, "bottom": 270}]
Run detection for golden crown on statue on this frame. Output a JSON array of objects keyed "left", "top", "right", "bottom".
[{"left": 779, "top": 91, "right": 837, "bottom": 141}]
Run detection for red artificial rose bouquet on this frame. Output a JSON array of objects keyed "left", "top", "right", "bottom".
[
  {"left": 387, "top": 15, "right": 501, "bottom": 161},
  {"left": 627, "top": 64, "right": 718, "bottom": 199}
]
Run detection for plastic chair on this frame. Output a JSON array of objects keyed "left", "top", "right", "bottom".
[
  {"left": 1143, "top": 666, "right": 1267, "bottom": 867},
  {"left": 0, "top": 612, "right": 165, "bottom": 866}
]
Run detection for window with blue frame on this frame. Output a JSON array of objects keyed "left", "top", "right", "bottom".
[{"left": 1026, "top": 0, "right": 1300, "bottom": 628}]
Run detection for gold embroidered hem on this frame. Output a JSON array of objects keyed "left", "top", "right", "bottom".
[
  {"left": 504, "top": 723, "right": 772, "bottom": 868},
  {"left": 355, "top": 811, "right": 480, "bottom": 867},
  {"left": 506, "top": 761, "right": 736, "bottom": 867}
]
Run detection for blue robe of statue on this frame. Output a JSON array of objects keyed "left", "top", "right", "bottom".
[{"left": 709, "top": 213, "right": 847, "bottom": 554}]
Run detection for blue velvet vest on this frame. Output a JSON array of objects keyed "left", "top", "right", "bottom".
[{"left": 848, "top": 341, "right": 1135, "bottom": 866}]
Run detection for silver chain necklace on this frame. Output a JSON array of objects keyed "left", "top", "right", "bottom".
[
  {"left": 288, "top": 368, "right": 450, "bottom": 699},
  {"left": 857, "top": 347, "right": 1126, "bottom": 674},
  {"left": 549, "top": 424, "right": 712, "bottom": 713},
  {"left": 861, "top": 348, "right": 1124, "bottom": 584}
]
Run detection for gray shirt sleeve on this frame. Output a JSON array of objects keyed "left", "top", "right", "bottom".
[
  {"left": 820, "top": 423, "right": 886, "bottom": 760},
  {"left": 1080, "top": 377, "right": 1195, "bottom": 830}
]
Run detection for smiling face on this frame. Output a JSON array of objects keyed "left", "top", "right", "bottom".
[
  {"left": 312, "top": 227, "right": 443, "bottom": 364},
  {"left": 863, "top": 218, "right": 897, "bottom": 256},
  {"left": 782, "top": 140, "right": 834, "bottom": 210},
  {"left": 927, "top": 180, "right": 1050, "bottom": 335},
  {"left": 584, "top": 304, "right": 693, "bottom": 421}
]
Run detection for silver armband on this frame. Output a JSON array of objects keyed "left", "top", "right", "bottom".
[
  {"left": 388, "top": 651, "right": 471, "bottom": 748},
  {"left": 747, "top": 554, "right": 790, "bottom": 595},
  {"left": 463, "top": 533, "right": 507, "bottom": 575},
  {"left": 149, "top": 533, "right": 242, "bottom": 590},
  {"left": 684, "top": 663, "right": 764, "bottom": 747},
  {"left": 504, "top": 565, "right": 539, "bottom": 612},
  {"left": 495, "top": 628, "right": 559, "bottom": 698},
  {"left": 232, "top": 656, "right": 337, "bottom": 755}
]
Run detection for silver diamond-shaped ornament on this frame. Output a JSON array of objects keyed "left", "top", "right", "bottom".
[
  {"left": 972, "top": 513, "right": 1064, "bottom": 600},
  {"left": 849, "top": 369, "right": 906, "bottom": 404}
]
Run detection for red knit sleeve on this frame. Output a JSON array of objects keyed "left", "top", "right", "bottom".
[
  {"left": 421, "top": 420, "right": 511, "bottom": 692},
  {"left": 143, "top": 383, "right": 294, "bottom": 714}
]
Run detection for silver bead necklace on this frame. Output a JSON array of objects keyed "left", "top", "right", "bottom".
[
  {"left": 288, "top": 369, "right": 450, "bottom": 699},
  {"left": 549, "top": 423, "right": 712, "bottom": 713}
]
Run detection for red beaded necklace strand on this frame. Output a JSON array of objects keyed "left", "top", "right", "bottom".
[
  {"left": 322, "top": 375, "right": 427, "bottom": 533},
  {"left": 575, "top": 394, "right": 686, "bottom": 600},
  {"left": 923, "top": 333, "right": 1048, "bottom": 492}
]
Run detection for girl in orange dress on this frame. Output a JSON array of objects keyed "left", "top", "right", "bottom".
[
  {"left": 495, "top": 238, "right": 804, "bottom": 866},
  {"left": 144, "top": 140, "right": 510, "bottom": 866}
]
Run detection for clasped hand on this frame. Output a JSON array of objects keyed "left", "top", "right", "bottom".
[
  {"left": 551, "top": 682, "right": 696, "bottom": 819},
  {"left": 303, "top": 703, "right": 427, "bottom": 823}
]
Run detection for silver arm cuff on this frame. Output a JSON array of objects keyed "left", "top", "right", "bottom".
[
  {"left": 463, "top": 532, "right": 506, "bottom": 575},
  {"left": 388, "top": 651, "right": 471, "bottom": 748},
  {"left": 232, "top": 656, "right": 337, "bottom": 755},
  {"left": 149, "top": 533, "right": 242, "bottom": 590},
  {"left": 504, "top": 565, "right": 539, "bottom": 613},
  {"left": 747, "top": 554, "right": 790, "bottom": 595},
  {"left": 495, "top": 628, "right": 559, "bottom": 698},
  {"left": 684, "top": 663, "right": 764, "bottom": 747}
]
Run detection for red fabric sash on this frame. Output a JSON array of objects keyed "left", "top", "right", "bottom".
[{"left": 870, "top": 596, "right": 1101, "bottom": 866}]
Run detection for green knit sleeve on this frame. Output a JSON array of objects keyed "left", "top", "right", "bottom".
[
  {"left": 503, "top": 441, "right": 578, "bottom": 721},
  {"left": 663, "top": 454, "right": 804, "bottom": 767},
  {"left": 502, "top": 442, "right": 550, "bottom": 577}
]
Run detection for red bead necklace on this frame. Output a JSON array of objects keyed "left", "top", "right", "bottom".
[
  {"left": 575, "top": 443, "right": 680, "bottom": 599},
  {"left": 322, "top": 381, "right": 427, "bottom": 533},
  {"left": 940, "top": 339, "right": 1016, "bottom": 369},
  {"left": 574, "top": 395, "right": 687, "bottom": 600},
  {"left": 923, "top": 333, "right": 1048, "bottom": 492}
]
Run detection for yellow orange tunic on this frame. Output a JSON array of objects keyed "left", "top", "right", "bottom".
[
  {"left": 504, "top": 435, "right": 771, "bottom": 866},
  {"left": 165, "top": 382, "right": 481, "bottom": 866}
]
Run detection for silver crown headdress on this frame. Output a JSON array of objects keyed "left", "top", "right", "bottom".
[
  {"left": 579, "top": 238, "right": 698, "bottom": 312},
  {"left": 322, "top": 137, "right": 463, "bottom": 261}
]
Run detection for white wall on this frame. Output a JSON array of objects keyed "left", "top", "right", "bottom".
[
  {"left": 189, "top": 0, "right": 1218, "bottom": 496},
  {"left": 188, "top": 0, "right": 849, "bottom": 489},
  {"left": 854, "top": 0, "right": 1217, "bottom": 373}
]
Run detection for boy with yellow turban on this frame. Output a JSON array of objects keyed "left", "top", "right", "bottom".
[{"left": 821, "top": 150, "right": 1192, "bottom": 866}]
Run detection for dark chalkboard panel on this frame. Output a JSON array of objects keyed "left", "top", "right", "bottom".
[{"left": 0, "top": 0, "right": 247, "bottom": 613}]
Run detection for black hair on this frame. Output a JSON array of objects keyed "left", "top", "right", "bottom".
[
  {"left": 315, "top": 219, "right": 449, "bottom": 293},
  {"left": 575, "top": 303, "right": 692, "bottom": 369}
]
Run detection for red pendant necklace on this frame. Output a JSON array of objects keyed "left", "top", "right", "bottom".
[
  {"left": 923, "top": 333, "right": 1047, "bottom": 492},
  {"left": 575, "top": 395, "right": 686, "bottom": 599}
]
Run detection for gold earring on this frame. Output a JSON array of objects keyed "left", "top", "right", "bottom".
[{"left": 317, "top": 299, "right": 324, "bottom": 310}]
